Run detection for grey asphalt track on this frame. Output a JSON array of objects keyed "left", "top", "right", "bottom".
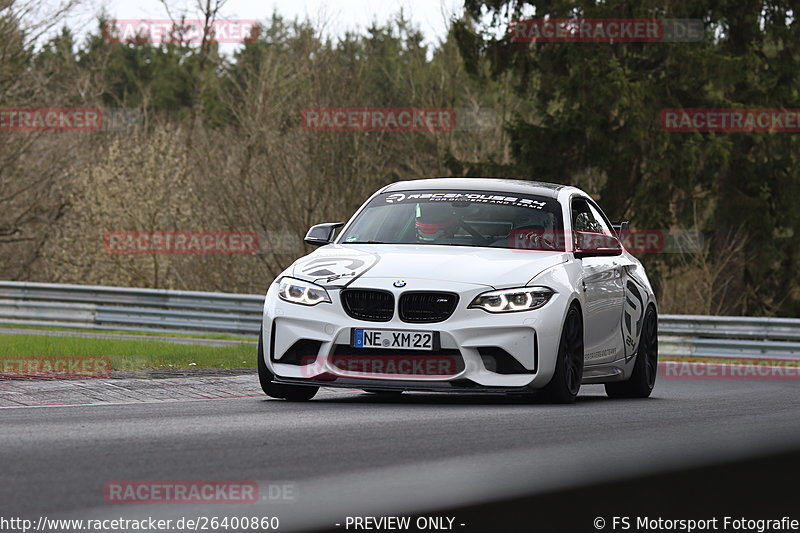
[{"left": 2, "top": 378, "right": 800, "bottom": 532}]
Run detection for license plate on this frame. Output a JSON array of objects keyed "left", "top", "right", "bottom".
[{"left": 352, "top": 329, "right": 435, "bottom": 351}]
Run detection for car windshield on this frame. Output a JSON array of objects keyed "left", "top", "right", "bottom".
[{"left": 338, "top": 190, "right": 565, "bottom": 251}]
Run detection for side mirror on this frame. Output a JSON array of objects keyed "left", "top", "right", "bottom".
[
  {"left": 304, "top": 222, "right": 345, "bottom": 247},
  {"left": 573, "top": 231, "right": 623, "bottom": 259}
]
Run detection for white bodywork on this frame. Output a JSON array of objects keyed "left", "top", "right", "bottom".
[{"left": 261, "top": 178, "right": 657, "bottom": 393}]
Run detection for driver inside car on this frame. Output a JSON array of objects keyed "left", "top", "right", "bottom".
[{"left": 415, "top": 203, "right": 461, "bottom": 242}]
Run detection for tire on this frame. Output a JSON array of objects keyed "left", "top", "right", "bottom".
[
  {"left": 258, "top": 327, "right": 318, "bottom": 401},
  {"left": 605, "top": 306, "right": 658, "bottom": 399},
  {"left": 538, "top": 305, "right": 584, "bottom": 404}
]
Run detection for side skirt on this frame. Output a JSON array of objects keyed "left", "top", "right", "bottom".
[{"left": 581, "top": 354, "right": 637, "bottom": 384}]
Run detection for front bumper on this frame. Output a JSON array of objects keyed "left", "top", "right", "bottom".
[{"left": 262, "top": 278, "right": 570, "bottom": 392}]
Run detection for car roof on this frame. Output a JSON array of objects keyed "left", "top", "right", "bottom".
[{"left": 380, "top": 177, "right": 577, "bottom": 199}]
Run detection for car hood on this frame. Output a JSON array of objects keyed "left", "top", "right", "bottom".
[{"left": 289, "top": 244, "right": 568, "bottom": 289}]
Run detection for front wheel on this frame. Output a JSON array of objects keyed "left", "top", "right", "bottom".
[
  {"left": 538, "top": 305, "right": 584, "bottom": 404},
  {"left": 258, "top": 328, "right": 318, "bottom": 401},
  {"left": 605, "top": 306, "right": 658, "bottom": 399}
]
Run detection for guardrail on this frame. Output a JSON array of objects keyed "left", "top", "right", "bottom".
[
  {"left": 0, "top": 281, "right": 263, "bottom": 335},
  {"left": 658, "top": 315, "right": 800, "bottom": 359},
  {"left": 1, "top": 281, "right": 798, "bottom": 358}
]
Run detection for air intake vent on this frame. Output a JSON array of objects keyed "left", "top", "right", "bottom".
[
  {"left": 273, "top": 339, "right": 322, "bottom": 365},
  {"left": 341, "top": 289, "right": 394, "bottom": 322},
  {"left": 399, "top": 292, "right": 458, "bottom": 323},
  {"left": 478, "top": 346, "right": 537, "bottom": 374}
]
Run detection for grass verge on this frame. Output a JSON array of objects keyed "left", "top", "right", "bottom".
[
  {"left": 0, "top": 334, "right": 256, "bottom": 370},
  {"left": 0, "top": 323, "right": 254, "bottom": 341},
  {"left": 1, "top": 335, "right": 787, "bottom": 373}
]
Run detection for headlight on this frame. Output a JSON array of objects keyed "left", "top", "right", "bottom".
[
  {"left": 278, "top": 277, "right": 331, "bottom": 306},
  {"left": 469, "top": 287, "right": 554, "bottom": 313}
]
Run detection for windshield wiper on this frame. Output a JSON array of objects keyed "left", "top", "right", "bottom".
[{"left": 343, "top": 240, "right": 389, "bottom": 244}]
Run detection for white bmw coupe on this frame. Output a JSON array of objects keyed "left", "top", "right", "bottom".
[{"left": 258, "top": 178, "right": 658, "bottom": 403}]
